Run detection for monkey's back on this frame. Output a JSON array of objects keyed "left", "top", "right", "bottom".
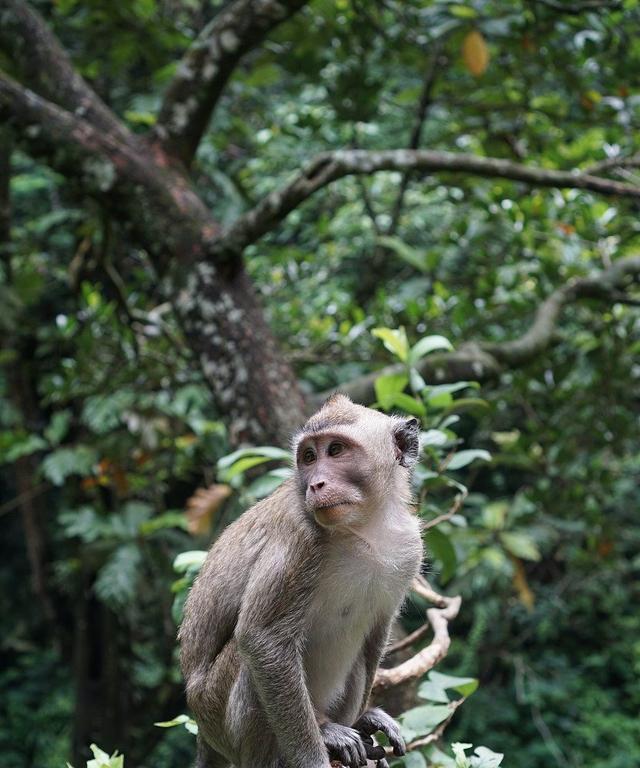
[{"left": 178, "top": 479, "right": 320, "bottom": 756}]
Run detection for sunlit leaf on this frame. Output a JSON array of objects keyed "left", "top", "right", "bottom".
[
  {"left": 447, "top": 449, "right": 491, "bottom": 471},
  {"left": 500, "top": 531, "right": 541, "bottom": 561},
  {"left": 409, "top": 335, "right": 453, "bottom": 364},
  {"left": 372, "top": 327, "right": 410, "bottom": 362}
]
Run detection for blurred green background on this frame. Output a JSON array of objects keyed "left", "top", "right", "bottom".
[{"left": 1, "top": 1, "right": 639, "bottom": 767}]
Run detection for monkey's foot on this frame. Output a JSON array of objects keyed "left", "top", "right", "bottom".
[
  {"left": 320, "top": 722, "right": 384, "bottom": 768},
  {"left": 354, "top": 707, "right": 406, "bottom": 758}
]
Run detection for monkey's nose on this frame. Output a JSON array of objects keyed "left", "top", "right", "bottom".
[{"left": 309, "top": 480, "right": 325, "bottom": 492}]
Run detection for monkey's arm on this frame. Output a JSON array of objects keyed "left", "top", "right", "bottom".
[
  {"left": 353, "top": 619, "right": 406, "bottom": 762},
  {"left": 235, "top": 548, "right": 330, "bottom": 768},
  {"left": 358, "top": 618, "right": 393, "bottom": 714}
]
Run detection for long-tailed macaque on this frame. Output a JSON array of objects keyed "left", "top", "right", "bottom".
[{"left": 179, "top": 394, "right": 423, "bottom": 768}]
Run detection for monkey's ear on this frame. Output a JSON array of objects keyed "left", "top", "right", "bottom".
[{"left": 393, "top": 418, "right": 420, "bottom": 468}]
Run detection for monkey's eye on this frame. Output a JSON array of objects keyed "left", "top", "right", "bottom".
[
  {"left": 327, "top": 441, "right": 345, "bottom": 457},
  {"left": 302, "top": 447, "right": 316, "bottom": 464}
]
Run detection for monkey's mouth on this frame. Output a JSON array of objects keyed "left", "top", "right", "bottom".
[{"left": 314, "top": 500, "right": 355, "bottom": 511}]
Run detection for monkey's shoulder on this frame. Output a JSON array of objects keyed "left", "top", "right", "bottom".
[{"left": 209, "top": 478, "right": 319, "bottom": 559}]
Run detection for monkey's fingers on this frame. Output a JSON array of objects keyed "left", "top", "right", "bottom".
[
  {"left": 321, "top": 723, "right": 368, "bottom": 768},
  {"left": 376, "top": 760, "right": 390, "bottom": 768},
  {"left": 361, "top": 734, "right": 386, "bottom": 761},
  {"left": 355, "top": 708, "right": 406, "bottom": 757}
]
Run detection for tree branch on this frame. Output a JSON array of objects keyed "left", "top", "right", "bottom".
[
  {"left": 388, "top": 41, "right": 445, "bottom": 233},
  {"left": 211, "top": 149, "right": 640, "bottom": 260},
  {"left": 155, "top": 0, "right": 308, "bottom": 167},
  {"left": 0, "top": 71, "right": 219, "bottom": 269},
  {"left": 373, "top": 577, "right": 461, "bottom": 693},
  {"left": 315, "top": 254, "right": 640, "bottom": 405},
  {"left": 0, "top": 0, "right": 128, "bottom": 140},
  {"left": 587, "top": 152, "right": 640, "bottom": 175}
]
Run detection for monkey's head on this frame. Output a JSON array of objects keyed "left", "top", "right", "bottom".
[{"left": 293, "top": 394, "right": 420, "bottom": 529}]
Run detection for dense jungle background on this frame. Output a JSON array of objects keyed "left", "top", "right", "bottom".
[{"left": 1, "top": 1, "right": 639, "bottom": 767}]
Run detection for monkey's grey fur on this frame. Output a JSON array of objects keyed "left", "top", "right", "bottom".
[{"left": 179, "top": 395, "right": 423, "bottom": 768}]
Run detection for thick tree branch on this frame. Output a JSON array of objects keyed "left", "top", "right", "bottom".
[
  {"left": 0, "top": 72, "right": 305, "bottom": 445},
  {"left": 0, "top": 0, "right": 128, "bottom": 140},
  {"left": 0, "top": 71, "right": 218, "bottom": 269},
  {"left": 316, "top": 255, "right": 640, "bottom": 405},
  {"left": 211, "top": 149, "right": 640, "bottom": 259},
  {"left": 155, "top": 0, "right": 308, "bottom": 167}
]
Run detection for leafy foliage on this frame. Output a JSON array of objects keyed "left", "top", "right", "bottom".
[{"left": 2, "top": 0, "right": 639, "bottom": 767}]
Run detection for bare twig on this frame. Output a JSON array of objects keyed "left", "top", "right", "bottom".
[
  {"left": 406, "top": 698, "right": 466, "bottom": 751},
  {"left": 422, "top": 487, "right": 468, "bottom": 532},
  {"left": 389, "top": 41, "right": 445, "bottom": 233}
]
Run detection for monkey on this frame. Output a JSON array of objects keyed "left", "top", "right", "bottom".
[{"left": 179, "top": 394, "right": 423, "bottom": 768}]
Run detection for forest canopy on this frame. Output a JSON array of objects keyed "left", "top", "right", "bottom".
[{"left": 0, "top": 1, "right": 639, "bottom": 768}]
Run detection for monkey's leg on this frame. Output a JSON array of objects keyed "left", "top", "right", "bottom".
[
  {"left": 226, "top": 665, "right": 282, "bottom": 768},
  {"left": 196, "top": 737, "right": 230, "bottom": 768}
]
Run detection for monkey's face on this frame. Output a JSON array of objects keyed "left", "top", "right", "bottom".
[
  {"left": 296, "top": 431, "right": 370, "bottom": 528},
  {"left": 294, "top": 395, "right": 421, "bottom": 529}
]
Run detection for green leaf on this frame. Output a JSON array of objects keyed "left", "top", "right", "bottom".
[
  {"left": 372, "top": 327, "right": 410, "bottom": 362},
  {"left": 450, "top": 5, "right": 478, "bottom": 18},
  {"left": 399, "top": 752, "right": 428, "bottom": 768},
  {"left": 4, "top": 434, "right": 47, "bottom": 462},
  {"left": 409, "top": 366, "right": 427, "bottom": 393},
  {"left": 441, "top": 398, "right": 490, "bottom": 417},
  {"left": 429, "top": 382, "right": 479, "bottom": 397},
  {"left": 139, "top": 512, "right": 188, "bottom": 535},
  {"left": 59, "top": 506, "right": 103, "bottom": 543},
  {"left": 94, "top": 543, "right": 141, "bottom": 609},
  {"left": 409, "top": 335, "right": 453, "bottom": 364},
  {"left": 452, "top": 742, "right": 473, "bottom": 768},
  {"left": 470, "top": 746, "right": 504, "bottom": 768},
  {"left": 424, "top": 744, "right": 456, "bottom": 768},
  {"left": 246, "top": 468, "right": 292, "bottom": 499},
  {"left": 219, "top": 454, "right": 275, "bottom": 481},
  {"left": 154, "top": 714, "right": 191, "bottom": 727},
  {"left": 447, "top": 449, "right": 491, "bottom": 471},
  {"left": 173, "top": 550, "right": 207, "bottom": 573},
  {"left": 418, "top": 671, "right": 479, "bottom": 702},
  {"left": 87, "top": 744, "right": 123, "bottom": 768},
  {"left": 427, "top": 390, "right": 453, "bottom": 409},
  {"left": 217, "top": 445, "right": 289, "bottom": 471},
  {"left": 422, "top": 429, "right": 449, "bottom": 446},
  {"left": 376, "top": 236, "right": 427, "bottom": 273},
  {"left": 44, "top": 411, "right": 71, "bottom": 445},
  {"left": 42, "top": 446, "right": 97, "bottom": 485},
  {"left": 400, "top": 704, "right": 451, "bottom": 740},
  {"left": 499, "top": 531, "right": 541, "bottom": 561},
  {"left": 482, "top": 501, "right": 508, "bottom": 530},
  {"left": 426, "top": 528, "right": 458, "bottom": 583},
  {"left": 154, "top": 713, "right": 198, "bottom": 736},
  {"left": 374, "top": 373, "right": 409, "bottom": 409},
  {"left": 390, "top": 392, "right": 427, "bottom": 418}
]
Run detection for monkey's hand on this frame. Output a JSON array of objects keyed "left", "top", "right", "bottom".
[
  {"left": 354, "top": 707, "right": 406, "bottom": 760},
  {"left": 320, "top": 721, "right": 384, "bottom": 768}
]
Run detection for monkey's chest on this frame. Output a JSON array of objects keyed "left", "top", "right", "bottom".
[{"left": 303, "top": 544, "right": 418, "bottom": 713}]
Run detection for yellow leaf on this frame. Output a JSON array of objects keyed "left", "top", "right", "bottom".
[
  {"left": 462, "top": 30, "right": 489, "bottom": 77},
  {"left": 185, "top": 484, "right": 232, "bottom": 535},
  {"left": 511, "top": 557, "right": 535, "bottom": 612}
]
